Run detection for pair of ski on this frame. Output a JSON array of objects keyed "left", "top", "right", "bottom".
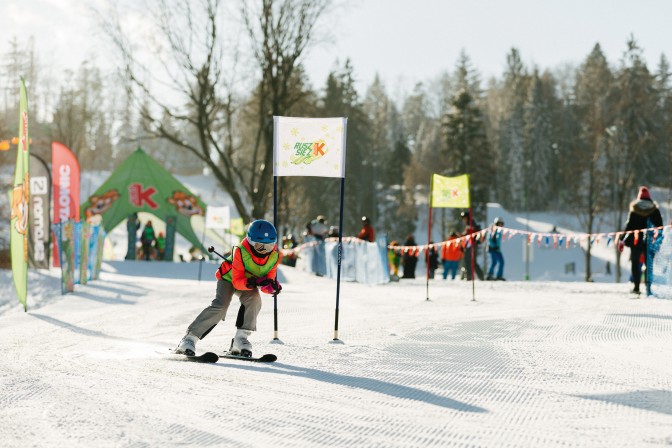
[{"left": 169, "top": 349, "right": 276, "bottom": 363}]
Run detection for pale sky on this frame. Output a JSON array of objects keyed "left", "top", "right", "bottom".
[{"left": 2, "top": 0, "right": 672, "bottom": 95}]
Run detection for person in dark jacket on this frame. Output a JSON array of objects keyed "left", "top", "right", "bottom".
[
  {"left": 401, "top": 235, "right": 418, "bottom": 279},
  {"left": 461, "top": 211, "right": 484, "bottom": 281},
  {"left": 618, "top": 186, "right": 663, "bottom": 295},
  {"left": 426, "top": 241, "right": 439, "bottom": 279},
  {"left": 140, "top": 220, "right": 157, "bottom": 261}
]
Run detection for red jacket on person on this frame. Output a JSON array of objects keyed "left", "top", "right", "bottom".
[{"left": 357, "top": 224, "right": 375, "bottom": 242}]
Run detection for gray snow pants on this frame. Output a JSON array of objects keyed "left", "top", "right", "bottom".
[{"left": 187, "top": 280, "right": 262, "bottom": 339}]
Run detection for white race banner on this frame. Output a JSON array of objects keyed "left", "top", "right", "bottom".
[
  {"left": 205, "top": 206, "right": 230, "bottom": 230},
  {"left": 273, "top": 116, "right": 348, "bottom": 178}
]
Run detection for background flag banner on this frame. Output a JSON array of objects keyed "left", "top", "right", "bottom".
[
  {"left": 10, "top": 78, "right": 30, "bottom": 310},
  {"left": 79, "top": 222, "right": 90, "bottom": 285},
  {"left": 29, "top": 154, "right": 51, "bottom": 269},
  {"left": 205, "top": 206, "right": 230, "bottom": 230},
  {"left": 93, "top": 228, "right": 105, "bottom": 280},
  {"left": 52, "top": 142, "right": 81, "bottom": 223},
  {"left": 74, "top": 222, "right": 82, "bottom": 284},
  {"left": 61, "top": 221, "right": 75, "bottom": 294},
  {"left": 230, "top": 218, "right": 245, "bottom": 236},
  {"left": 88, "top": 225, "right": 99, "bottom": 281},
  {"left": 273, "top": 116, "right": 347, "bottom": 178},
  {"left": 431, "top": 174, "right": 470, "bottom": 208},
  {"left": 52, "top": 141, "right": 80, "bottom": 267}
]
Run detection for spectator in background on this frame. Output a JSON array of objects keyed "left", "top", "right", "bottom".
[
  {"left": 309, "top": 215, "right": 329, "bottom": 240},
  {"left": 328, "top": 226, "right": 340, "bottom": 238},
  {"left": 486, "top": 217, "right": 505, "bottom": 281},
  {"left": 441, "top": 232, "right": 463, "bottom": 280},
  {"left": 156, "top": 232, "right": 166, "bottom": 261},
  {"left": 388, "top": 241, "right": 401, "bottom": 280},
  {"left": 618, "top": 186, "right": 663, "bottom": 295},
  {"left": 140, "top": 220, "right": 156, "bottom": 261},
  {"left": 303, "top": 221, "right": 313, "bottom": 239},
  {"left": 357, "top": 216, "right": 375, "bottom": 242},
  {"left": 402, "top": 234, "right": 418, "bottom": 279},
  {"left": 426, "top": 242, "right": 439, "bottom": 279},
  {"left": 461, "top": 211, "right": 484, "bottom": 280},
  {"left": 281, "top": 234, "right": 298, "bottom": 267}
]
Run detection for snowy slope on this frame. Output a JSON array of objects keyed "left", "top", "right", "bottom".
[{"left": 1, "top": 262, "right": 672, "bottom": 447}]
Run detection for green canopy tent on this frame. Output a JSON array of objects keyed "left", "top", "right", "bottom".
[{"left": 81, "top": 148, "right": 208, "bottom": 257}]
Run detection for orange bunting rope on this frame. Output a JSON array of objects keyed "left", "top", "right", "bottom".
[{"left": 279, "top": 225, "right": 672, "bottom": 257}]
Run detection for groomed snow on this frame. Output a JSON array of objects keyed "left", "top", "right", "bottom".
[{"left": 1, "top": 262, "right": 672, "bottom": 447}]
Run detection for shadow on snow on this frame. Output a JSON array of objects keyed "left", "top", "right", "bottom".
[
  {"left": 577, "top": 390, "right": 672, "bottom": 416},
  {"left": 215, "top": 361, "right": 488, "bottom": 413}
]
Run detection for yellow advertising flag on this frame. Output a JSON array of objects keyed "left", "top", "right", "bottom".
[
  {"left": 230, "top": 218, "right": 245, "bottom": 236},
  {"left": 431, "top": 174, "right": 470, "bottom": 208}
]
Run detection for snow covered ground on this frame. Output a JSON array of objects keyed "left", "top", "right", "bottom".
[{"left": 2, "top": 261, "right": 672, "bottom": 447}]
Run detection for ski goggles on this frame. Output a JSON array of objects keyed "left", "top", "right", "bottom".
[{"left": 247, "top": 237, "right": 275, "bottom": 254}]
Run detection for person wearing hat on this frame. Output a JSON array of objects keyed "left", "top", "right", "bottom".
[
  {"left": 618, "top": 186, "right": 663, "bottom": 295},
  {"left": 357, "top": 216, "right": 375, "bottom": 242},
  {"left": 309, "top": 215, "right": 329, "bottom": 240},
  {"left": 486, "top": 217, "right": 505, "bottom": 281}
]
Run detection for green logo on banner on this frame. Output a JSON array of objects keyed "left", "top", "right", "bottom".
[{"left": 290, "top": 140, "right": 327, "bottom": 165}]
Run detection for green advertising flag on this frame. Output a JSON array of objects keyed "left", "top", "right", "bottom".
[{"left": 10, "top": 79, "right": 30, "bottom": 311}]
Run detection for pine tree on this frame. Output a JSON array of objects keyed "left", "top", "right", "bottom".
[
  {"left": 655, "top": 54, "right": 672, "bottom": 198},
  {"left": 608, "top": 40, "right": 657, "bottom": 222},
  {"left": 362, "top": 75, "right": 415, "bottom": 239},
  {"left": 497, "top": 48, "right": 529, "bottom": 210},
  {"left": 442, "top": 88, "right": 493, "bottom": 220},
  {"left": 571, "top": 43, "right": 613, "bottom": 281},
  {"left": 523, "top": 69, "right": 554, "bottom": 210},
  {"left": 317, "top": 61, "right": 374, "bottom": 236}
]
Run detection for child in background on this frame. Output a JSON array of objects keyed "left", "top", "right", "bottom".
[
  {"left": 156, "top": 232, "right": 166, "bottom": 261},
  {"left": 441, "top": 232, "right": 463, "bottom": 280},
  {"left": 388, "top": 241, "right": 401, "bottom": 279}
]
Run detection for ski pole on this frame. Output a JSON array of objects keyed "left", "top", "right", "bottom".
[{"left": 208, "top": 246, "right": 225, "bottom": 260}]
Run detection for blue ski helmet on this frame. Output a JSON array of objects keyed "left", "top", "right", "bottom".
[{"left": 246, "top": 220, "right": 277, "bottom": 254}]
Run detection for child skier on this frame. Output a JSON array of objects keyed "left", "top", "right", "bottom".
[{"left": 175, "top": 219, "right": 282, "bottom": 357}]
